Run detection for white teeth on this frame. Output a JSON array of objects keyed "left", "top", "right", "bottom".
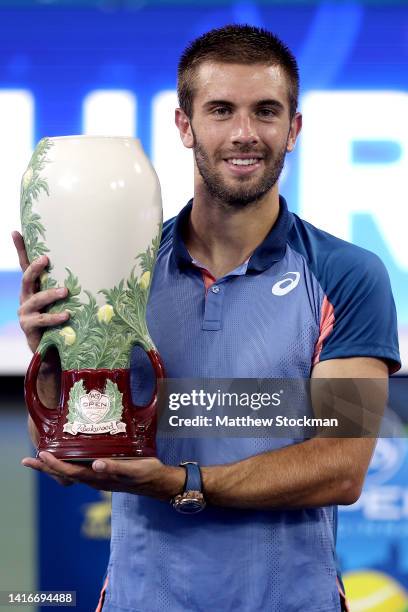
[{"left": 228, "top": 158, "right": 259, "bottom": 166}]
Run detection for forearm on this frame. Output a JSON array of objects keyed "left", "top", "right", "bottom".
[{"left": 201, "top": 437, "right": 373, "bottom": 510}]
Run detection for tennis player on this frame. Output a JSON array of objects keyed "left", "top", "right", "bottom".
[{"left": 14, "top": 25, "right": 400, "bottom": 612}]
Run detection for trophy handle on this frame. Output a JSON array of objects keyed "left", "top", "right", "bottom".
[
  {"left": 129, "top": 345, "right": 165, "bottom": 412},
  {"left": 24, "top": 351, "right": 60, "bottom": 437}
]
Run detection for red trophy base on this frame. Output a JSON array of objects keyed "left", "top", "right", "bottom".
[{"left": 25, "top": 351, "right": 165, "bottom": 461}]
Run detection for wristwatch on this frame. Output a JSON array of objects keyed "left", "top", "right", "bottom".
[{"left": 171, "top": 461, "right": 206, "bottom": 514}]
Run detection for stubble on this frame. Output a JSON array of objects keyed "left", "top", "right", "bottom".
[{"left": 192, "top": 128, "right": 288, "bottom": 209}]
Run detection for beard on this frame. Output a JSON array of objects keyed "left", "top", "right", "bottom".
[{"left": 192, "top": 129, "right": 288, "bottom": 209}]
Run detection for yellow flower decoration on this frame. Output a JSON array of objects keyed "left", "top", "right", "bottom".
[
  {"left": 97, "top": 304, "right": 114, "bottom": 324},
  {"left": 59, "top": 326, "right": 76, "bottom": 346},
  {"left": 22, "top": 167, "right": 33, "bottom": 189},
  {"left": 139, "top": 271, "right": 151, "bottom": 290}
]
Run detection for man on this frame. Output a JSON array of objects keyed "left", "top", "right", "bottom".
[{"left": 13, "top": 25, "right": 400, "bottom": 612}]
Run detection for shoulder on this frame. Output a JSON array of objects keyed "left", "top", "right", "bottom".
[
  {"left": 287, "top": 213, "right": 388, "bottom": 294},
  {"left": 290, "top": 215, "right": 400, "bottom": 373}
]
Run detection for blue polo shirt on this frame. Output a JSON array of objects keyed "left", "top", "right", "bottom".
[{"left": 102, "top": 197, "right": 400, "bottom": 612}]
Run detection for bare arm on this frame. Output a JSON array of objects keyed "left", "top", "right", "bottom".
[
  {"left": 20, "top": 358, "right": 387, "bottom": 503},
  {"left": 12, "top": 231, "right": 69, "bottom": 445},
  {"left": 201, "top": 357, "right": 388, "bottom": 509}
]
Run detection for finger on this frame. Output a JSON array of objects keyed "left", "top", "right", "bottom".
[
  {"left": 19, "top": 286, "right": 68, "bottom": 313},
  {"left": 19, "top": 309, "right": 70, "bottom": 336},
  {"left": 21, "top": 457, "right": 75, "bottom": 485},
  {"left": 38, "top": 451, "right": 95, "bottom": 481},
  {"left": 11, "top": 231, "right": 30, "bottom": 271},
  {"left": 22, "top": 456, "right": 129, "bottom": 492},
  {"left": 20, "top": 255, "right": 50, "bottom": 302},
  {"left": 92, "top": 458, "right": 135, "bottom": 478},
  {"left": 92, "top": 457, "right": 160, "bottom": 479},
  {"left": 22, "top": 457, "right": 50, "bottom": 471}
]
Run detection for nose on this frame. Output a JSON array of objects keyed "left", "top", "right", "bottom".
[{"left": 230, "top": 112, "right": 259, "bottom": 146}]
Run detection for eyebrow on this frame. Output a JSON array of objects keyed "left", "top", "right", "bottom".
[
  {"left": 203, "top": 99, "right": 233, "bottom": 110},
  {"left": 255, "top": 99, "right": 285, "bottom": 112},
  {"left": 203, "top": 98, "right": 285, "bottom": 112}
]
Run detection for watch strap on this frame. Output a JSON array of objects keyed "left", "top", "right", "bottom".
[{"left": 181, "top": 461, "right": 202, "bottom": 492}]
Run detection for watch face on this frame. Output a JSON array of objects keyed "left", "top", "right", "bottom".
[
  {"left": 177, "top": 498, "right": 205, "bottom": 514},
  {"left": 173, "top": 492, "right": 206, "bottom": 514}
]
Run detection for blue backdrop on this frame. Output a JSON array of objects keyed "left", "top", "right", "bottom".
[{"left": 1, "top": 2, "right": 407, "bottom": 374}]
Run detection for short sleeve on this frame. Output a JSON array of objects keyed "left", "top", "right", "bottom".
[{"left": 313, "top": 250, "right": 401, "bottom": 374}]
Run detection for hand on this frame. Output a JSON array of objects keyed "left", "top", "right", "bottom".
[
  {"left": 21, "top": 452, "right": 185, "bottom": 501},
  {"left": 12, "top": 231, "right": 70, "bottom": 353}
]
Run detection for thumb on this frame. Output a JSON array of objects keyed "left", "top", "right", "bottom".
[
  {"left": 92, "top": 458, "right": 135, "bottom": 477},
  {"left": 92, "top": 457, "right": 161, "bottom": 477}
]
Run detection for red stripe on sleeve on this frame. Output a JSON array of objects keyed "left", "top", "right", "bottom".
[{"left": 313, "top": 296, "right": 335, "bottom": 366}]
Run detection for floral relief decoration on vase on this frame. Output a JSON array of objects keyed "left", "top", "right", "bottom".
[{"left": 21, "top": 137, "right": 162, "bottom": 372}]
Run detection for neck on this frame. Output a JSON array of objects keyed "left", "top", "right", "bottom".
[{"left": 184, "top": 180, "right": 280, "bottom": 279}]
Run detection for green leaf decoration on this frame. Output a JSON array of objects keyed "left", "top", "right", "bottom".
[
  {"left": 20, "top": 138, "right": 53, "bottom": 263},
  {"left": 67, "top": 380, "right": 86, "bottom": 424},
  {"left": 38, "top": 228, "right": 161, "bottom": 371},
  {"left": 65, "top": 268, "right": 81, "bottom": 297},
  {"left": 47, "top": 267, "right": 82, "bottom": 315},
  {"left": 40, "top": 272, "right": 58, "bottom": 290},
  {"left": 104, "top": 380, "right": 124, "bottom": 421},
  {"left": 136, "top": 232, "right": 160, "bottom": 275}
]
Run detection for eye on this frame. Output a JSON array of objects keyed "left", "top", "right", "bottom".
[
  {"left": 212, "top": 106, "right": 232, "bottom": 118},
  {"left": 257, "top": 108, "right": 277, "bottom": 119}
]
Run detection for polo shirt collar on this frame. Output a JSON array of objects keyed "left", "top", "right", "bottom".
[
  {"left": 172, "top": 195, "right": 292, "bottom": 273},
  {"left": 247, "top": 195, "right": 292, "bottom": 272},
  {"left": 172, "top": 198, "right": 194, "bottom": 268}
]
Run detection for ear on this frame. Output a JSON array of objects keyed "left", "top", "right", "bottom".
[
  {"left": 175, "top": 108, "right": 194, "bottom": 149},
  {"left": 286, "top": 112, "right": 302, "bottom": 153}
]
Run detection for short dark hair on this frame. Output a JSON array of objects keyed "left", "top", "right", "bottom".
[{"left": 177, "top": 24, "right": 299, "bottom": 119}]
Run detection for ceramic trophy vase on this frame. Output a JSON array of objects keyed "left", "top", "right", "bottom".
[{"left": 21, "top": 136, "right": 165, "bottom": 460}]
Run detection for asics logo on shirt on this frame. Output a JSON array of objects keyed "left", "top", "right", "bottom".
[{"left": 272, "top": 272, "right": 301, "bottom": 296}]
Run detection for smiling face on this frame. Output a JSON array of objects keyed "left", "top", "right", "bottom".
[{"left": 176, "top": 62, "right": 302, "bottom": 208}]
